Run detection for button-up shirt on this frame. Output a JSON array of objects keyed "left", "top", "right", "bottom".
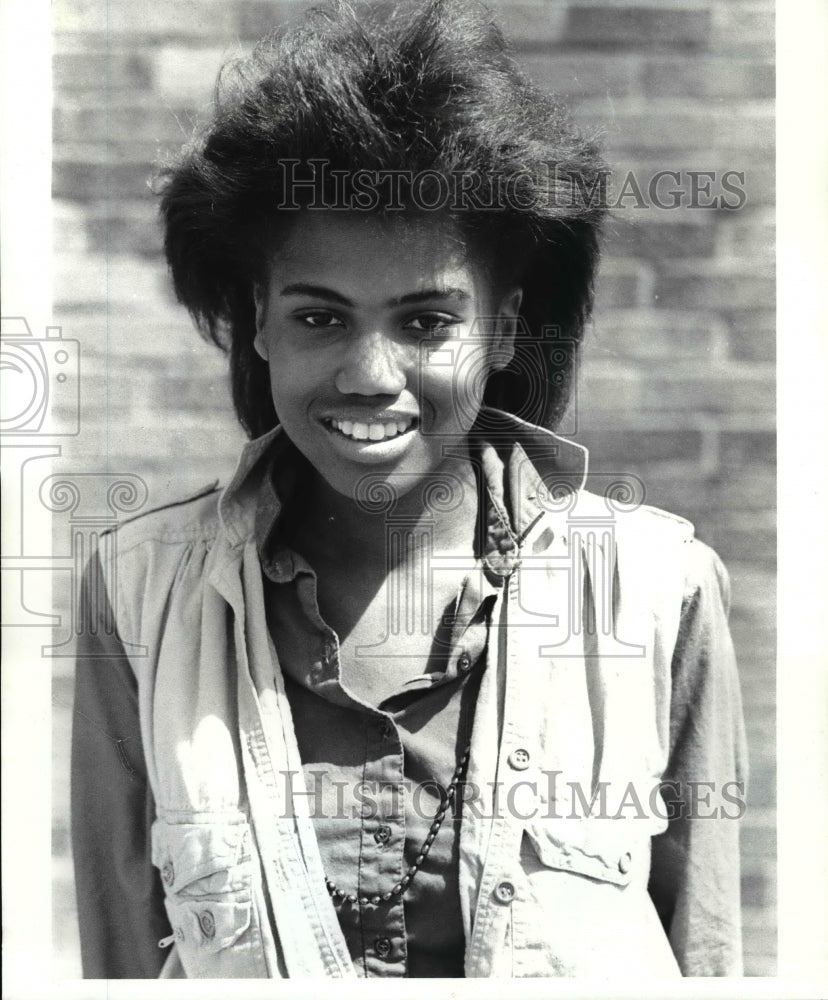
[{"left": 256, "top": 439, "right": 505, "bottom": 976}]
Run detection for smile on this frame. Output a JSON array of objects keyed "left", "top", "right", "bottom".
[{"left": 324, "top": 416, "right": 417, "bottom": 442}]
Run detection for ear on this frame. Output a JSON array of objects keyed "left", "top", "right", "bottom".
[
  {"left": 253, "top": 282, "right": 268, "bottom": 361},
  {"left": 490, "top": 287, "right": 523, "bottom": 371}
]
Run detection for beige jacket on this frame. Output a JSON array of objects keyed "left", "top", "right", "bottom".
[{"left": 73, "top": 411, "right": 747, "bottom": 977}]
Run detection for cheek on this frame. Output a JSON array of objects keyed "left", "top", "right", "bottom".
[
  {"left": 264, "top": 344, "right": 312, "bottom": 400},
  {"left": 416, "top": 375, "right": 470, "bottom": 437},
  {"left": 421, "top": 351, "right": 488, "bottom": 426},
  {"left": 262, "top": 370, "right": 307, "bottom": 432}
]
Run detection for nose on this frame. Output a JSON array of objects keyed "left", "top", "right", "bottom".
[{"left": 334, "top": 328, "right": 407, "bottom": 397}]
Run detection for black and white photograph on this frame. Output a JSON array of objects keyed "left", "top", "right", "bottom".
[{"left": 0, "top": 0, "right": 825, "bottom": 993}]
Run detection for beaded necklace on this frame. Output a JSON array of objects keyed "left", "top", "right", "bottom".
[{"left": 324, "top": 740, "right": 472, "bottom": 906}]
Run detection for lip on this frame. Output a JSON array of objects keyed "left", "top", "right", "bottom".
[
  {"left": 321, "top": 417, "right": 420, "bottom": 464},
  {"left": 320, "top": 410, "right": 419, "bottom": 425}
]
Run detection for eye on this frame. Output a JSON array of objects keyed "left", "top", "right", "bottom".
[
  {"left": 405, "top": 312, "right": 460, "bottom": 334},
  {"left": 294, "top": 309, "right": 345, "bottom": 329}
]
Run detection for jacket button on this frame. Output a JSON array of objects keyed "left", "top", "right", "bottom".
[
  {"left": 374, "top": 936, "right": 392, "bottom": 958},
  {"left": 374, "top": 824, "right": 392, "bottom": 845},
  {"left": 507, "top": 748, "right": 530, "bottom": 770},
  {"left": 494, "top": 880, "right": 516, "bottom": 904},
  {"left": 161, "top": 861, "right": 174, "bottom": 886},
  {"left": 618, "top": 852, "right": 632, "bottom": 874},
  {"left": 457, "top": 651, "right": 472, "bottom": 672},
  {"left": 198, "top": 909, "right": 216, "bottom": 940}
]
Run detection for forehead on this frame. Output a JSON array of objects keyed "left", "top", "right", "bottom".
[{"left": 266, "top": 211, "right": 487, "bottom": 296}]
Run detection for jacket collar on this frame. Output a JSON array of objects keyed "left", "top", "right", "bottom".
[{"left": 216, "top": 409, "right": 588, "bottom": 577}]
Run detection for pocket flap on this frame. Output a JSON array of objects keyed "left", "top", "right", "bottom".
[
  {"left": 151, "top": 818, "right": 249, "bottom": 893},
  {"left": 163, "top": 897, "right": 252, "bottom": 954},
  {"left": 524, "top": 819, "right": 640, "bottom": 887}
]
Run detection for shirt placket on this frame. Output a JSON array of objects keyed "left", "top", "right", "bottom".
[
  {"left": 282, "top": 607, "right": 413, "bottom": 977},
  {"left": 348, "top": 714, "right": 409, "bottom": 977}
]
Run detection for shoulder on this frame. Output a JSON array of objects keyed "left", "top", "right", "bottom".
[
  {"left": 600, "top": 497, "right": 728, "bottom": 607},
  {"left": 573, "top": 491, "right": 729, "bottom": 613},
  {"left": 103, "top": 480, "right": 222, "bottom": 553},
  {"left": 574, "top": 490, "right": 695, "bottom": 548}
]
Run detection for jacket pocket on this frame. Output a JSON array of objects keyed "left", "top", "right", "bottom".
[
  {"left": 522, "top": 818, "right": 641, "bottom": 887},
  {"left": 512, "top": 820, "right": 679, "bottom": 977},
  {"left": 152, "top": 814, "right": 268, "bottom": 977}
]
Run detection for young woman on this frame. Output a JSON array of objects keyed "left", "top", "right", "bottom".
[{"left": 71, "top": 0, "right": 747, "bottom": 979}]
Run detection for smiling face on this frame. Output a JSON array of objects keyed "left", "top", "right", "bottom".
[{"left": 253, "top": 211, "right": 521, "bottom": 505}]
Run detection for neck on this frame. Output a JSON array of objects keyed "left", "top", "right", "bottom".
[{"left": 297, "top": 453, "right": 480, "bottom": 568}]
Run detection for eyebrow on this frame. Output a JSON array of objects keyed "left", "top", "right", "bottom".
[
  {"left": 279, "top": 283, "right": 353, "bottom": 306},
  {"left": 279, "top": 283, "right": 472, "bottom": 308}
]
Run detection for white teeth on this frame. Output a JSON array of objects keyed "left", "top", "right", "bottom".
[{"left": 330, "top": 417, "right": 415, "bottom": 441}]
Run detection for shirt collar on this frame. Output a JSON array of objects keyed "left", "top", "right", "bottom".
[{"left": 217, "top": 408, "right": 588, "bottom": 578}]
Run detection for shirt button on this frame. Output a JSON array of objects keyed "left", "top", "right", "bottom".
[
  {"left": 507, "top": 748, "right": 531, "bottom": 771},
  {"left": 374, "top": 936, "right": 392, "bottom": 958},
  {"left": 494, "top": 880, "right": 516, "bottom": 904},
  {"left": 379, "top": 720, "right": 394, "bottom": 740},
  {"left": 161, "top": 861, "right": 174, "bottom": 886},
  {"left": 174, "top": 926, "right": 185, "bottom": 943},
  {"left": 374, "top": 824, "right": 392, "bottom": 846},
  {"left": 457, "top": 651, "right": 472, "bottom": 672},
  {"left": 198, "top": 909, "right": 216, "bottom": 940},
  {"left": 618, "top": 852, "right": 632, "bottom": 874}
]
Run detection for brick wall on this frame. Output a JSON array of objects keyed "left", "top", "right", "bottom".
[{"left": 51, "top": 0, "right": 775, "bottom": 977}]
